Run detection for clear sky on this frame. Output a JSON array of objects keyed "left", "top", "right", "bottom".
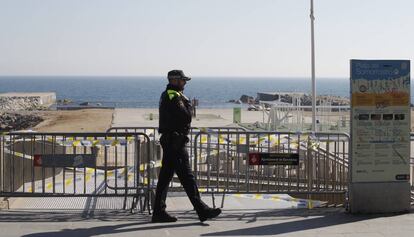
[{"left": 0, "top": 0, "right": 413, "bottom": 78}]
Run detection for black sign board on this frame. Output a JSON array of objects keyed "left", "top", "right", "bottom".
[
  {"left": 34, "top": 154, "right": 97, "bottom": 168},
  {"left": 248, "top": 152, "right": 299, "bottom": 166}
]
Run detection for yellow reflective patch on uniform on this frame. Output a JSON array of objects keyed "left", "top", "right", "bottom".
[{"left": 167, "top": 89, "right": 181, "bottom": 100}]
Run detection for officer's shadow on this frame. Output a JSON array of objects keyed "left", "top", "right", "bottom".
[{"left": 21, "top": 221, "right": 209, "bottom": 237}]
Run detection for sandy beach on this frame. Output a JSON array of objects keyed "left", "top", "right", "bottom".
[
  {"left": 31, "top": 108, "right": 264, "bottom": 132},
  {"left": 33, "top": 109, "right": 114, "bottom": 132},
  {"left": 27, "top": 108, "right": 414, "bottom": 132}
]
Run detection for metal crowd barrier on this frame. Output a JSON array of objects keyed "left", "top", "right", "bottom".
[
  {"left": 106, "top": 126, "right": 246, "bottom": 142},
  {"left": 105, "top": 126, "right": 246, "bottom": 179},
  {"left": 193, "top": 131, "right": 350, "bottom": 207},
  {"left": 0, "top": 127, "right": 351, "bottom": 212},
  {"left": 105, "top": 126, "right": 248, "bottom": 207},
  {"left": 0, "top": 132, "right": 151, "bottom": 213},
  {"left": 105, "top": 127, "right": 350, "bottom": 208}
]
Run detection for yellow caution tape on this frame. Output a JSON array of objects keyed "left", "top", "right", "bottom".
[
  {"left": 111, "top": 140, "right": 119, "bottom": 146},
  {"left": 47, "top": 183, "right": 53, "bottom": 190}
]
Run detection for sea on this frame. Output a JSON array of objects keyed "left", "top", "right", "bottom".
[{"left": 0, "top": 76, "right": 353, "bottom": 108}]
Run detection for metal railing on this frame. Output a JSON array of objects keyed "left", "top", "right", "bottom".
[
  {"left": 106, "top": 126, "right": 246, "bottom": 141},
  {"left": 193, "top": 131, "right": 350, "bottom": 207},
  {"left": 106, "top": 126, "right": 247, "bottom": 179},
  {"left": 0, "top": 131, "right": 152, "bottom": 213},
  {"left": 105, "top": 127, "right": 350, "bottom": 207},
  {"left": 2, "top": 127, "right": 413, "bottom": 211}
]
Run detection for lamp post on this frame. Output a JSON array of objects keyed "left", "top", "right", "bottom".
[{"left": 310, "top": 0, "right": 317, "bottom": 131}]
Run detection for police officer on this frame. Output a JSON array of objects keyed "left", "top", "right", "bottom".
[{"left": 152, "top": 70, "right": 221, "bottom": 223}]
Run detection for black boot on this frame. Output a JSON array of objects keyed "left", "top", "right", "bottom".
[
  {"left": 197, "top": 207, "right": 222, "bottom": 222},
  {"left": 151, "top": 211, "right": 178, "bottom": 223}
]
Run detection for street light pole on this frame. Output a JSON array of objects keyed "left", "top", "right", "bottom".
[{"left": 310, "top": 0, "right": 317, "bottom": 131}]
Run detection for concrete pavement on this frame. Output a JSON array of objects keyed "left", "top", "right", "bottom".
[{"left": 1, "top": 195, "right": 413, "bottom": 237}]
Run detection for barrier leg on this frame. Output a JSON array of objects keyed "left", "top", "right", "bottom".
[
  {"left": 211, "top": 193, "right": 216, "bottom": 208},
  {"left": 123, "top": 196, "right": 127, "bottom": 210},
  {"left": 221, "top": 193, "right": 226, "bottom": 208},
  {"left": 130, "top": 196, "right": 137, "bottom": 213}
]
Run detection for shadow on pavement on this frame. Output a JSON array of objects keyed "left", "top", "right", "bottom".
[
  {"left": 201, "top": 208, "right": 412, "bottom": 236},
  {"left": 1, "top": 207, "right": 411, "bottom": 237},
  {"left": 21, "top": 222, "right": 207, "bottom": 237},
  {"left": 0, "top": 208, "right": 343, "bottom": 223},
  {"left": 0, "top": 209, "right": 149, "bottom": 222}
]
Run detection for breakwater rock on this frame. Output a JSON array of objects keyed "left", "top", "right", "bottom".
[{"left": 0, "top": 112, "right": 43, "bottom": 131}]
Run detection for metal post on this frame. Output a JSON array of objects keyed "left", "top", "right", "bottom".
[{"left": 310, "top": 0, "right": 317, "bottom": 131}]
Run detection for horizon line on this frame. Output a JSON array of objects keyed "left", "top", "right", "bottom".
[{"left": 0, "top": 75, "right": 348, "bottom": 79}]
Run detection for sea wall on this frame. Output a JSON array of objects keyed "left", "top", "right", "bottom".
[
  {"left": 0, "top": 92, "right": 56, "bottom": 111},
  {"left": 0, "top": 97, "right": 43, "bottom": 111}
]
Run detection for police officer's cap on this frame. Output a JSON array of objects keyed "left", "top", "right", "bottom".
[{"left": 168, "top": 70, "right": 191, "bottom": 81}]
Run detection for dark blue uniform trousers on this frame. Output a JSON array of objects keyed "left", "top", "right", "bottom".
[{"left": 153, "top": 135, "right": 208, "bottom": 214}]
